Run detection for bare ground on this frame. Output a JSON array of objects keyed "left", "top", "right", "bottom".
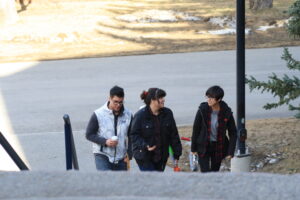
[
  {"left": 1, "top": 0, "right": 300, "bottom": 63},
  {"left": 172, "top": 118, "right": 300, "bottom": 174}
]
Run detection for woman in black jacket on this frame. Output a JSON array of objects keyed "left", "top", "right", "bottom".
[
  {"left": 130, "top": 88, "right": 182, "bottom": 171},
  {"left": 191, "top": 86, "right": 237, "bottom": 172}
]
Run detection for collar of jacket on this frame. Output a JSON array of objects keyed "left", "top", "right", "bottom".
[
  {"left": 144, "top": 105, "right": 166, "bottom": 119},
  {"left": 104, "top": 101, "right": 125, "bottom": 116},
  {"left": 199, "top": 101, "right": 232, "bottom": 118}
]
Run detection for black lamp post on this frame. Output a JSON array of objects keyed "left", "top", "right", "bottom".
[{"left": 236, "top": 0, "right": 247, "bottom": 154}]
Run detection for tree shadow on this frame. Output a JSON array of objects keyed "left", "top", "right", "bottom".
[
  {"left": 97, "top": 21, "right": 195, "bottom": 33},
  {"left": 96, "top": 27, "right": 231, "bottom": 54}
]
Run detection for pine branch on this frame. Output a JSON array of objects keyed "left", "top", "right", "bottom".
[{"left": 281, "top": 48, "right": 300, "bottom": 70}]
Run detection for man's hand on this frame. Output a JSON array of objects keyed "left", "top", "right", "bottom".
[
  {"left": 147, "top": 145, "right": 156, "bottom": 151},
  {"left": 191, "top": 152, "right": 197, "bottom": 155},
  {"left": 105, "top": 139, "right": 118, "bottom": 147}
]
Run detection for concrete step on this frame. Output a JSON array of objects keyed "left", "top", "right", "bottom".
[{"left": 0, "top": 171, "right": 299, "bottom": 200}]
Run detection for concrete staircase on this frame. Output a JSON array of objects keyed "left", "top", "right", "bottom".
[{"left": 0, "top": 171, "right": 299, "bottom": 200}]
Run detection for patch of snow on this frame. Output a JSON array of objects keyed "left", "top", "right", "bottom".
[
  {"left": 209, "top": 17, "right": 236, "bottom": 28},
  {"left": 208, "top": 28, "right": 236, "bottom": 35},
  {"left": 197, "top": 31, "right": 207, "bottom": 34},
  {"left": 269, "top": 158, "right": 279, "bottom": 164},
  {"left": 199, "top": 28, "right": 251, "bottom": 35},
  {"left": 200, "top": 16, "right": 251, "bottom": 35},
  {"left": 116, "top": 10, "right": 201, "bottom": 23},
  {"left": 257, "top": 18, "right": 290, "bottom": 31},
  {"left": 257, "top": 25, "right": 276, "bottom": 31},
  {"left": 256, "top": 161, "right": 264, "bottom": 169},
  {"left": 178, "top": 13, "right": 201, "bottom": 21}
]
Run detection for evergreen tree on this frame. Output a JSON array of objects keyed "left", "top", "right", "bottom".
[
  {"left": 246, "top": 0, "right": 300, "bottom": 118},
  {"left": 287, "top": 0, "right": 300, "bottom": 39}
]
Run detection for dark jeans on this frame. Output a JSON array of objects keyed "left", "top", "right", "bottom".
[
  {"left": 198, "top": 142, "right": 222, "bottom": 172},
  {"left": 94, "top": 154, "right": 127, "bottom": 171},
  {"left": 136, "top": 159, "right": 167, "bottom": 172}
]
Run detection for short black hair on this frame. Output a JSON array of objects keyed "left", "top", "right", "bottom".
[
  {"left": 110, "top": 85, "right": 124, "bottom": 98},
  {"left": 205, "top": 85, "right": 224, "bottom": 101}
]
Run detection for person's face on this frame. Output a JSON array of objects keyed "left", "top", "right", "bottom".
[
  {"left": 152, "top": 97, "right": 165, "bottom": 109},
  {"left": 206, "top": 96, "right": 220, "bottom": 107},
  {"left": 109, "top": 96, "right": 124, "bottom": 112}
]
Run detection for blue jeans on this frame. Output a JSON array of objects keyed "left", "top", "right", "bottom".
[
  {"left": 94, "top": 154, "right": 127, "bottom": 171},
  {"left": 136, "top": 159, "right": 166, "bottom": 172}
]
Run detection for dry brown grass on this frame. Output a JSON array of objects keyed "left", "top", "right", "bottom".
[
  {"left": 175, "top": 118, "right": 300, "bottom": 174},
  {"left": 1, "top": 0, "right": 299, "bottom": 62}
]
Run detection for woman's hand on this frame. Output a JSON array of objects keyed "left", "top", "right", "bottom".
[
  {"left": 147, "top": 145, "right": 156, "bottom": 151},
  {"left": 225, "top": 155, "right": 232, "bottom": 160}
]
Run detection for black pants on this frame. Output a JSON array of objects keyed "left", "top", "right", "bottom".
[
  {"left": 198, "top": 142, "right": 222, "bottom": 172},
  {"left": 136, "top": 159, "right": 167, "bottom": 172}
]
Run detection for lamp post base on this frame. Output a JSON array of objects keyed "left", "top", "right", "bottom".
[{"left": 231, "top": 154, "right": 251, "bottom": 172}]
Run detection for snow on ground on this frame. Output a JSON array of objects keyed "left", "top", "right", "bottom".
[
  {"left": 116, "top": 9, "right": 201, "bottom": 22},
  {"left": 257, "top": 25, "right": 277, "bottom": 31},
  {"left": 200, "top": 16, "right": 289, "bottom": 35},
  {"left": 116, "top": 11, "right": 290, "bottom": 36},
  {"left": 205, "top": 28, "right": 251, "bottom": 35},
  {"left": 199, "top": 16, "right": 251, "bottom": 35},
  {"left": 256, "top": 19, "right": 289, "bottom": 31},
  {"left": 209, "top": 16, "right": 236, "bottom": 28}
]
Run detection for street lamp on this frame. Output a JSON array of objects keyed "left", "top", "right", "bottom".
[{"left": 231, "top": 0, "right": 251, "bottom": 172}]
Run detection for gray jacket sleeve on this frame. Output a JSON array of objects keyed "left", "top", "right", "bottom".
[{"left": 85, "top": 113, "right": 107, "bottom": 146}]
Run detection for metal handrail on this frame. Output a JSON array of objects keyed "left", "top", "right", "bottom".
[
  {"left": 63, "top": 114, "right": 79, "bottom": 170},
  {"left": 0, "top": 131, "right": 29, "bottom": 170}
]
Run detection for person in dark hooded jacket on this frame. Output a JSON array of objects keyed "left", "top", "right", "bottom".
[
  {"left": 191, "top": 86, "right": 237, "bottom": 172},
  {"left": 130, "top": 88, "right": 182, "bottom": 171}
]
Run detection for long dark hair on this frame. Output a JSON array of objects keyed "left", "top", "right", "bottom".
[{"left": 140, "top": 88, "right": 166, "bottom": 106}]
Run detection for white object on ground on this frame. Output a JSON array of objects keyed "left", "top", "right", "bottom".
[{"left": 189, "top": 152, "right": 199, "bottom": 172}]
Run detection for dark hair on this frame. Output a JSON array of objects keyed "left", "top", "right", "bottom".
[
  {"left": 140, "top": 88, "right": 166, "bottom": 105},
  {"left": 205, "top": 85, "right": 224, "bottom": 100},
  {"left": 110, "top": 85, "right": 124, "bottom": 98}
]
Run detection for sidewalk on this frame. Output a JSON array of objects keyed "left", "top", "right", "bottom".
[{"left": 1, "top": 129, "right": 172, "bottom": 172}]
